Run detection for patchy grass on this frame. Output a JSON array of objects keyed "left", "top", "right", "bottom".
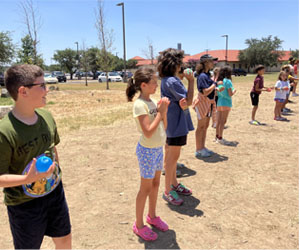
[{"left": 0, "top": 97, "right": 13, "bottom": 106}]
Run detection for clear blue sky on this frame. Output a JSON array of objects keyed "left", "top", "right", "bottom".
[{"left": 0, "top": 0, "right": 299, "bottom": 65}]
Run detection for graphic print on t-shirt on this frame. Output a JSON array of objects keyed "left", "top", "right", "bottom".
[{"left": 22, "top": 153, "right": 61, "bottom": 198}]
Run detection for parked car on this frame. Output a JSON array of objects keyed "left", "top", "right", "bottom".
[
  {"left": 52, "top": 71, "right": 67, "bottom": 82},
  {"left": 0, "top": 72, "right": 4, "bottom": 86},
  {"left": 120, "top": 71, "right": 133, "bottom": 78},
  {"left": 98, "top": 72, "right": 123, "bottom": 82},
  {"left": 232, "top": 68, "right": 247, "bottom": 76},
  {"left": 44, "top": 73, "right": 58, "bottom": 84}
]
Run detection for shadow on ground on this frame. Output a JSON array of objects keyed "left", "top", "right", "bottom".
[
  {"left": 197, "top": 153, "right": 229, "bottom": 163},
  {"left": 142, "top": 229, "right": 180, "bottom": 249},
  {"left": 167, "top": 195, "right": 204, "bottom": 217}
]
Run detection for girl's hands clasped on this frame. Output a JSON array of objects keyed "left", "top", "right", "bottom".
[{"left": 157, "top": 97, "right": 170, "bottom": 116}]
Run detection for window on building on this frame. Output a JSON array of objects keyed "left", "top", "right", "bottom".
[
  {"left": 233, "top": 64, "right": 235, "bottom": 69},
  {"left": 239, "top": 64, "right": 242, "bottom": 68}
]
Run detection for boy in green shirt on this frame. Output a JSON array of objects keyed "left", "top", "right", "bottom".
[{"left": 0, "top": 64, "right": 71, "bottom": 249}]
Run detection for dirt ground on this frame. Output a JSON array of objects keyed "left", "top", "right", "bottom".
[{"left": 0, "top": 75, "right": 298, "bottom": 249}]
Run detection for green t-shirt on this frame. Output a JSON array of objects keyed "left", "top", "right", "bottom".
[{"left": 0, "top": 109, "right": 61, "bottom": 206}]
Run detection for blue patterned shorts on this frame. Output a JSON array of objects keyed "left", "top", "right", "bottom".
[{"left": 136, "top": 143, "right": 163, "bottom": 179}]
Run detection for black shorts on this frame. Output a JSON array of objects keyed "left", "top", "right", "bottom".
[
  {"left": 7, "top": 182, "right": 71, "bottom": 249},
  {"left": 166, "top": 135, "right": 187, "bottom": 146},
  {"left": 250, "top": 92, "right": 259, "bottom": 106}
]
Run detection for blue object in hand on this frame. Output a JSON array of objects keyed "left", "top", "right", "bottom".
[{"left": 36, "top": 156, "right": 53, "bottom": 173}]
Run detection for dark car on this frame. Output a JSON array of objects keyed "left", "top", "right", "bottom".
[
  {"left": 52, "top": 71, "right": 67, "bottom": 82},
  {"left": 120, "top": 71, "right": 133, "bottom": 78},
  {"left": 232, "top": 68, "right": 247, "bottom": 76},
  {"left": 0, "top": 72, "right": 4, "bottom": 86}
]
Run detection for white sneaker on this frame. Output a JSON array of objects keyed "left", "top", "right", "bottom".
[{"left": 292, "top": 93, "right": 299, "bottom": 97}]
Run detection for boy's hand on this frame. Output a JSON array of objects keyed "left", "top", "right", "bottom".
[
  {"left": 233, "top": 89, "right": 237, "bottom": 95},
  {"left": 179, "top": 98, "right": 188, "bottom": 110},
  {"left": 25, "top": 158, "right": 55, "bottom": 184}
]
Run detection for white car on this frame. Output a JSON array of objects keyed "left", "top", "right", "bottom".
[
  {"left": 98, "top": 72, "right": 123, "bottom": 82},
  {"left": 44, "top": 73, "right": 58, "bottom": 84}
]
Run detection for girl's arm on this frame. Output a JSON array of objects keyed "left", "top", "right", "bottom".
[
  {"left": 137, "top": 113, "right": 163, "bottom": 139},
  {"left": 162, "top": 113, "right": 167, "bottom": 130},
  {"left": 202, "top": 84, "right": 216, "bottom": 96},
  {"left": 255, "top": 83, "right": 267, "bottom": 92},
  {"left": 228, "top": 88, "right": 236, "bottom": 96},
  {"left": 184, "top": 72, "right": 195, "bottom": 106}
]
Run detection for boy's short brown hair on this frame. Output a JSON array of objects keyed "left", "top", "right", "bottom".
[{"left": 4, "top": 64, "right": 44, "bottom": 100}]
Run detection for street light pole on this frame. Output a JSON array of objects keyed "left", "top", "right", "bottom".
[
  {"left": 75, "top": 41, "right": 80, "bottom": 80},
  {"left": 221, "top": 35, "right": 228, "bottom": 65},
  {"left": 117, "top": 2, "right": 127, "bottom": 82}
]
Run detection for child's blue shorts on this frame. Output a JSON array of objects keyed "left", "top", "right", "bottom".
[
  {"left": 7, "top": 182, "right": 71, "bottom": 249},
  {"left": 136, "top": 143, "right": 163, "bottom": 179}
]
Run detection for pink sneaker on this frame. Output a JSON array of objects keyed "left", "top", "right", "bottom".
[
  {"left": 133, "top": 222, "right": 157, "bottom": 241},
  {"left": 146, "top": 215, "right": 169, "bottom": 232}
]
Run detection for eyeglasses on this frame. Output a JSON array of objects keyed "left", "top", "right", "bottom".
[{"left": 23, "top": 82, "right": 46, "bottom": 89}]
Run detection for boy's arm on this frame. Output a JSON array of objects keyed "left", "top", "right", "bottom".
[{"left": 0, "top": 159, "right": 55, "bottom": 188}]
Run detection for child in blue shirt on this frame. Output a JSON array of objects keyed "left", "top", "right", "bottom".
[
  {"left": 158, "top": 48, "right": 194, "bottom": 206},
  {"left": 215, "top": 66, "right": 236, "bottom": 145}
]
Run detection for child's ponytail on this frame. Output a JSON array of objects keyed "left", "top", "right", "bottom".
[
  {"left": 126, "top": 77, "right": 137, "bottom": 102},
  {"left": 125, "top": 67, "right": 155, "bottom": 102}
]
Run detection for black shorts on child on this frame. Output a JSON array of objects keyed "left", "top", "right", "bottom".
[
  {"left": 250, "top": 92, "right": 259, "bottom": 106},
  {"left": 7, "top": 182, "right": 71, "bottom": 249},
  {"left": 166, "top": 135, "right": 187, "bottom": 146}
]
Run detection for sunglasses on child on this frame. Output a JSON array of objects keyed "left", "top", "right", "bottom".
[{"left": 23, "top": 82, "right": 47, "bottom": 89}]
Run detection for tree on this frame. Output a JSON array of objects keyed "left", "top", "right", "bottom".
[
  {"left": 53, "top": 49, "right": 77, "bottom": 80},
  {"left": 80, "top": 41, "right": 89, "bottom": 86},
  {"left": 86, "top": 47, "right": 101, "bottom": 79},
  {"left": 0, "top": 31, "right": 15, "bottom": 69},
  {"left": 290, "top": 49, "right": 299, "bottom": 60},
  {"left": 141, "top": 37, "right": 156, "bottom": 65},
  {"left": 238, "top": 36, "right": 284, "bottom": 71},
  {"left": 126, "top": 59, "right": 137, "bottom": 69},
  {"left": 17, "top": 35, "right": 44, "bottom": 67},
  {"left": 95, "top": 0, "right": 115, "bottom": 89},
  {"left": 20, "top": 0, "right": 42, "bottom": 65}
]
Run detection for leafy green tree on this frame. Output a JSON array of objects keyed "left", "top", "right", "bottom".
[
  {"left": 53, "top": 49, "right": 77, "bottom": 80},
  {"left": 46, "top": 64, "right": 61, "bottom": 72},
  {"left": 290, "top": 49, "right": 299, "bottom": 60},
  {"left": 86, "top": 47, "right": 101, "bottom": 79},
  {"left": 126, "top": 59, "right": 137, "bottom": 69},
  {"left": 17, "top": 35, "right": 44, "bottom": 68},
  {"left": 239, "top": 35, "right": 284, "bottom": 71},
  {"left": 0, "top": 31, "right": 15, "bottom": 69}
]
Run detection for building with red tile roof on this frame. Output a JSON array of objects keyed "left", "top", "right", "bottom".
[{"left": 131, "top": 50, "right": 292, "bottom": 72}]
